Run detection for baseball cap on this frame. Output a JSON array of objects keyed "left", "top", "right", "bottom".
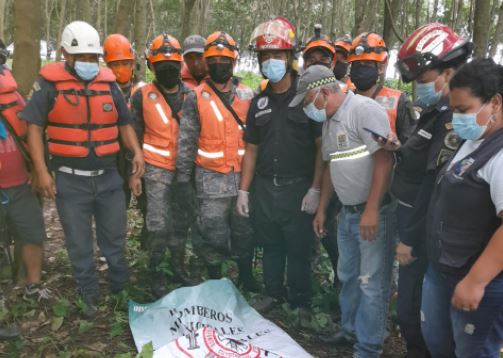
[
  {"left": 289, "top": 64, "right": 337, "bottom": 107},
  {"left": 183, "top": 35, "right": 206, "bottom": 56}
]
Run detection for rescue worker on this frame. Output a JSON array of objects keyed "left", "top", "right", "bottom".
[
  {"left": 176, "top": 31, "right": 257, "bottom": 290},
  {"left": 305, "top": 65, "right": 394, "bottom": 357},
  {"left": 422, "top": 58, "right": 503, "bottom": 357},
  {"left": 0, "top": 40, "right": 50, "bottom": 302},
  {"left": 380, "top": 23, "right": 473, "bottom": 358},
  {"left": 239, "top": 17, "right": 323, "bottom": 314},
  {"left": 348, "top": 32, "right": 416, "bottom": 144},
  {"left": 130, "top": 33, "right": 197, "bottom": 297},
  {"left": 181, "top": 35, "right": 209, "bottom": 89},
  {"left": 333, "top": 36, "right": 352, "bottom": 83},
  {"left": 22, "top": 21, "right": 144, "bottom": 318}
]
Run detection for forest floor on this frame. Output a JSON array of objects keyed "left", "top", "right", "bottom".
[{"left": 0, "top": 200, "right": 406, "bottom": 358}]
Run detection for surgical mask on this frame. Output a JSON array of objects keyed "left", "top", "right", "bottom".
[
  {"left": 208, "top": 62, "right": 233, "bottom": 84},
  {"left": 154, "top": 61, "right": 181, "bottom": 89},
  {"left": 350, "top": 63, "right": 379, "bottom": 91},
  {"left": 111, "top": 64, "right": 133, "bottom": 84},
  {"left": 303, "top": 89, "right": 327, "bottom": 123},
  {"left": 333, "top": 61, "right": 348, "bottom": 80},
  {"left": 261, "top": 59, "right": 287, "bottom": 83},
  {"left": 416, "top": 80, "right": 443, "bottom": 106},
  {"left": 452, "top": 104, "right": 492, "bottom": 140},
  {"left": 74, "top": 61, "right": 99, "bottom": 81}
]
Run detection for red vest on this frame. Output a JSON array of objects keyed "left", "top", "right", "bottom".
[
  {"left": 194, "top": 82, "right": 252, "bottom": 174},
  {"left": 141, "top": 83, "right": 181, "bottom": 170},
  {"left": 0, "top": 68, "right": 26, "bottom": 139},
  {"left": 39, "top": 62, "right": 120, "bottom": 158},
  {"left": 375, "top": 86, "right": 401, "bottom": 134}
]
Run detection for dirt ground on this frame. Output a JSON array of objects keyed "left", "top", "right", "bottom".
[{"left": 0, "top": 200, "right": 406, "bottom": 357}]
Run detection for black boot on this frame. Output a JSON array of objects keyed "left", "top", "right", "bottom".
[
  {"left": 237, "top": 258, "right": 261, "bottom": 292},
  {"left": 149, "top": 252, "right": 168, "bottom": 299},
  {"left": 170, "top": 248, "right": 198, "bottom": 286}
]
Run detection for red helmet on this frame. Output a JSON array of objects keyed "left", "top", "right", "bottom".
[
  {"left": 250, "top": 16, "right": 297, "bottom": 51},
  {"left": 396, "top": 23, "right": 472, "bottom": 82}
]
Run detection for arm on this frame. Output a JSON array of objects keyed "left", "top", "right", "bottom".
[
  {"left": 313, "top": 162, "right": 334, "bottom": 238},
  {"left": 176, "top": 91, "right": 200, "bottom": 183},
  {"left": 119, "top": 125, "right": 144, "bottom": 177},
  {"left": 239, "top": 143, "right": 258, "bottom": 191},
  {"left": 27, "top": 123, "right": 55, "bottom": 199}
]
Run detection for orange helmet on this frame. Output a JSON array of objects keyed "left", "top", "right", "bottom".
[
  {"left": 204, "top": 31, "right": 238, "bottom": 59},
  {"left": 303, "top": 24, "right": 335, "bottom": 58},
  {"left": 335, "top": 35, "right": 352, "bottom": 55},
  {"left": 348, "top": 32, "right": 388, "bottom": 63},
  {"left": 103, "top": 34, "right": 134, "bottom": 63},
  {"left": 250, "top": 16, "right": 297, "bottom": 51},
  {"left": 148, "top": 33, "right": 183, "bottom": 63}
]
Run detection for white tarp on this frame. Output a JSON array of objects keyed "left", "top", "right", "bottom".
[{"left": 128, "top": 279, "right": 311, "bottom": 358}]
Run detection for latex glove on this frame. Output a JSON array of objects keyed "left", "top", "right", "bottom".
[
  {"left": 396, "top": 242, "right": 416, "bottom": 266},
  {"left": 236, "top": 190, "right": 250, "bottom": 217},
  {"left": 301, "top": 188, "right": 320, "bottom": 214}
]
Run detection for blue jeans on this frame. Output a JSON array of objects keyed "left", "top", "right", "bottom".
[
  {"left": 421, "top": 265, "right": 503, "bottom": 358},
  {"left": 337, "top": 204, "right": 394, "bottom": 357}
]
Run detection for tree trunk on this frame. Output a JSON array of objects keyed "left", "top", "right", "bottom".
[
  {"left": 490, "top": 1, "right": 503, "bottom": 56},
  {"left": 82, "top": 0, "right": 91, "bottom": 23},
  {"left": 383, "top": 0, "right": 401, "bottom": 47},
  {"left": 0, "top": 0, "right": 6, "bottom": 41},
  {"left": 432, "top": 0, "right": 439, "bottom": 22},
  {"left": 468, "top": 0, "right": 475, "bottom": 36},
  {"left": 114, "top": 0, "right": 134, "bottom": 35},
  {"left": 180, "top": 0, "right": 196, "bottom": 41},
  {"left": 44, "top": 0, "right": 53, "bottom": 60},
  {"left": 12, "top": 0, "right": 42, "bottom": 97},
  {"left": 473, "top": 0, "right": 492, "bottom": 57},
  {"left": 55, "top": 0, "right": 67, "bottom": 61},
  {"left": 133, "top": 0, "right": 147, "bottom": 82}
]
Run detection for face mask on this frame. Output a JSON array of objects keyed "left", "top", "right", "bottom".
[
  {"left": 350, "top": 63, "right": 379, "bottom": 91},
  {"left": 416, "top": 80, "right": 444, "bottom": 106},
  {"left": 208, "top": 62, "right": 233, "bottom": 84},
  {"left": 261, "top": 59, "right": 287, "bottom": 83},
  {"left": 303, "top": 89, "right": 327, "bottom": 123},
  {"left": 333, "top": 61, "right": 348, "bottom": 80},
  {"left": 452, "top": 104, "right": 492, "bottom": 140},
  {"left": 74, "top": 61, "right": 99, "bottom": 81},
  {"left": 154, "top": 61, "right": 181, "bottom": 89},
  {"left": 112, "top": 64, "right": 133, "bottom": 84}
]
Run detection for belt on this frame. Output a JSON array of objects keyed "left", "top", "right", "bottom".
[
  {"left": 342, "top": 193, "right": 392, "bottom": 214},
  {"left": 258, "top": 174, "right": 309, "bottom": 187},
  {"left": 58, "top": 166, "right": 105, "bottom": 177}
]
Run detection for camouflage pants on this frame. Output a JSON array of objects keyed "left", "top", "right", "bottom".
[{"left": 197, "top": 196, "right": 254, "bottom": 265}]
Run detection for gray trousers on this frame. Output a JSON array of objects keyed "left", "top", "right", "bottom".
[{"left": 55, "top": 169, "right": 128, "bottom": 300}]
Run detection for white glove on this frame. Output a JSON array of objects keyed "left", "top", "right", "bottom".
[
  {"left": 301, "top": 187, "right": 320, "bottom": 214},
  {"left": 236, "top": 190, "right": 250, "bottom": 217}
]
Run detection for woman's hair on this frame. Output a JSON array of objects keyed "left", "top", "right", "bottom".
[{"left": 450, "top": 58, "right": 503, "bottom": 103}]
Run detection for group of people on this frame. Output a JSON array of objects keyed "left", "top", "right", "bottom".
[{"left": 0, "top": 14, "right": 502, "bottom": 358}]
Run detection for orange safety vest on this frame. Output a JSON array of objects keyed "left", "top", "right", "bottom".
[
  {"left": 259, "top": 79, "right": 268, "bottom": 92},
  {"left": 141, "top": 83, "right": 181, "bottom": 170},
  {"left": 0, "top": 68, "right": 26, "bottom": 139},
  {"left": 39, "top": 62, "right": 120, "bottom": 158},
  {"left": 194, "top": 81, "right": 252, "bottom": 174},
  {"left": 374, "top": 86, "right": 401, "bottom": 134}
]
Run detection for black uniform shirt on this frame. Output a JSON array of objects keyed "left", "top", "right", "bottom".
[{"left": 244, "top": 77, "right": 322, "bottom": 179}]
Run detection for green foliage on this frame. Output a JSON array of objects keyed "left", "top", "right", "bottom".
[
  {"left": 136, "top": 342, "right": 154, "bottom": 358},
  {"left": 384, "top": 79, "right": 413, "bottom": 94},
  {"left": 236, "top": 71, "right": 263, "bottom": 90},
  {"left": 78, "top": 320, "right": 94, "bottom": 335},
  {"left": 52, "top": 297, "right": 71, "bottom": 317}
]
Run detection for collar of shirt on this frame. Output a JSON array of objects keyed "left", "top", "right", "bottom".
[{"left": 329, "top": 90, "right": 354, "bottom": 122}]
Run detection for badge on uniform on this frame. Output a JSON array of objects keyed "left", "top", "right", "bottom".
[
  {"left": 452, "top": 157, "right": 474, "bottom": 179},
  {"left": 336, "top": 132, "right": 349, "bottom": 150},
  {"left": 201, "top": 91, "right": 211, "bottom": 100},
  {"left": 102, "top": 103, "right": 113, "bottom": 112},
  {"left": 148, "top": 92, "right": 158, "bottom": 101},
  {"left": 444, "top": 131, "right": 461, "bottom": 150},
  {"left": 257, "top": 96, "right": 268, "bottom": 110},
  {"left": 445, "top": 122, "right": 453, "bottom": 130}
]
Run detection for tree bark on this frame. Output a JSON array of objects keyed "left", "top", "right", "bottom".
[
  {"left": 0, "top": 0, "right": 6, "bottom": 41},
  {"left": 473, "top": 0, "right": 492, "bottom": 57},
  {"left": 12, "top": 0, "right": 42, "bottom": 97},
  {"left": 383, "top": 0, "right": 401, "bottom": 47},
  {"left": 114, "top": 0, "right": 134, "bottom": 36},
  {"left": 180, "top": 0, "right": 196, "bottom": 41},
  {"left": 133, "top": 0, "right": 147, "bottom": 82},
  {"left": 490, "top": 1, "right": 503, "bottom": 57},
  {"left": 55, "top": 0, "right": 67, "bottom": 61}
]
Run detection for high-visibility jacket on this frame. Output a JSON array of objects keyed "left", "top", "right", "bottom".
[
  {"left": 181, "top": 62, "right": 208, "bottom": 90},
  {"left": 194, "top": 81, "right": 253, "bottom": 174},
  {"left": 0, "top": 68, "right": 26, "bottom": 139},
  {"left": 141, "top": 83, "right": 182, "bottom": 170},
  {"left": 39, "top": 62, "right": 120, "bottom": 158},
  {"left": 374, "top": 86, "right": 401, "bottom": 134}
]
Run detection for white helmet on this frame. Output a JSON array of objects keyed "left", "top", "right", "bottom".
[{"left": 61, "top": 21, "right": 103, "bottom": 55}]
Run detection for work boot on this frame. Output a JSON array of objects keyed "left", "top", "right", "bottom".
[
  {"left": 170, "top": 248, "right": 198, "bottom": 286},
  {"left": 0, "top": 323, "right": 20, "bottom": 340},
  {"left": 206, "top": 263, "right": 222, "bottom": 279},
  {"left": 149, "top": 250, "right": 169, "bottom": 299},
  {"left": 237, "top": 258, "right": 261, "bottom": 293}
]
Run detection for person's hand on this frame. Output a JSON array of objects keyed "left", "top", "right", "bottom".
[
  {"left": 360, "top": 207, "right": 378, "bottom": 241},
  {"left": 131, "top": 151, "right": 145, "bottom": 178},
  {"left": 34, "top": 169, "right": 56, "bottom": 199},
  {"left": 313, "top": 210, "right": 327, "bottom": 239},
  {"left": 129, "top": 176, "right": 142, "bottom": 197},
  {"left": 375, "top": 132, "right": 401, "bottom": 151},
  {"left": 236, "top": 190, "right": 250, "bottom": 217},
  {"left": 451, "top": 276, "right": 486, "bottom": 312},
  {"left": 396, "top": 242, "right": 416, "bottom": 266},
  {"left": 301, "top": 187, "right": 321, "bottom": 214}
]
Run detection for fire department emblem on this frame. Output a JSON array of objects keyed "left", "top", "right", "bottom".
[
  {"left": 257, "top": 96, "right": 268, "bottom": 109},
  {"left": 202, "top": 328, "right": 261, "bottom": 358}
]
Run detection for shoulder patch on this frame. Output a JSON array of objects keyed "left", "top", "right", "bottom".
[
  {"left": 257, "top": 96, "right": 268, "bottom": 109},
  {"left": 201, "top": 91, "right": 211, "bottom": 100}
]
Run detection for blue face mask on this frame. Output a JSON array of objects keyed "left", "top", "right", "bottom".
[
  {"left": 452, "top": 104, "right": 491, "bottom": 140},
  {"left": 416, "top": 80, "right": 443, "bottom": 106},
  {"left": 261, "top": 59, "right": 287, "bottom": 83},
  {"left": 303, "top": 89, "right": 327, "bottom": 123},
  {"left": 74, "top": 61, "right": 99, "bottom": 81}
]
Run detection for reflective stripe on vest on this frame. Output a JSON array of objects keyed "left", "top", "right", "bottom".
[
  {"left": 330, "top": 145, "right": 370, "bottom": 162},
  {"left": 141, "top": 83, "right": 179, "bottom": 170},
  {"left": 39, "top": 62, "right": 120, "bottom": 158},
  {"left": 194, "top": 81, "right": 252, "bottom": 174}
]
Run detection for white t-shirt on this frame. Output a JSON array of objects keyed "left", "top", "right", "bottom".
[{"left": 448, "top": 139, "right": 503, "bottom": 215}]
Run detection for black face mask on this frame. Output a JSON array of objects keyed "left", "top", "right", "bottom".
[
  {"left": 350, "top": 62, "right": 379, "bottom": 91},
  {"left": 208, "top": 63, "right": 233, "bottom": 84},
  {"left": 333, "top": 61, "right": 348, "bottom": 80},
  {"left": 154, "top": 61, "right": 181, "bottom": 89}
]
